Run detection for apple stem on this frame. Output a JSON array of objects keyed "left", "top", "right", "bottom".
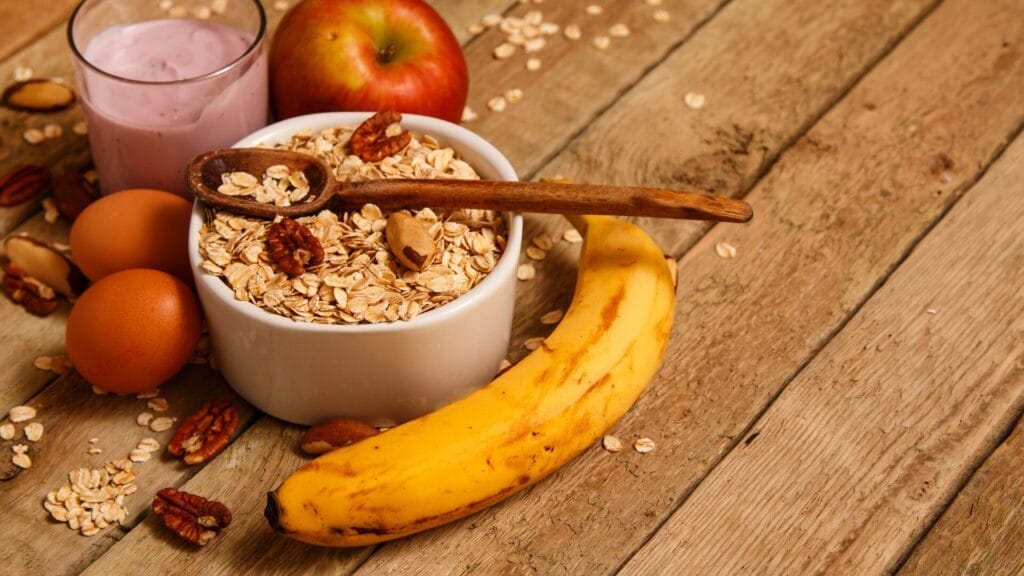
[{"left": 378, "top": 43, "right": 399, "bottom": 64}]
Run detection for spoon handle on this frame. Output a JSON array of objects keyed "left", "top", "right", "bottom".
[{"left": 337, "top": 179, "right": 753, "bottom": 222}]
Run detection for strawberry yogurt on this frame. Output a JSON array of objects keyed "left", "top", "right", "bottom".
[{"left": 71, "top": 16, "right": 267, "bottom": 196}]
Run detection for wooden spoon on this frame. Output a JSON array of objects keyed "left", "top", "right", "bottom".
[{"left": 187, "top": 148, "right": 753, "bottom": 222}]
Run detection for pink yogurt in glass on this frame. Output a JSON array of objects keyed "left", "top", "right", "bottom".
[{"left": 73, "top": 17, "right": 267, "bottom": 196}]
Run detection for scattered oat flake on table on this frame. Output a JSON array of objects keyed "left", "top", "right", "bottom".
[
  {"left": 633, "top": 437, "right": 656, "bottom": 453},
  {"left": 532, "top": 233, "right": 554, "bottom": 250},
  {"left": 593, "top": 36, "right": 611, "bottom": 50},
  {"left": 487, "top": 96, "right": 507, "bottom": 112},
  {"left": 461, "top": 105, "right": 478, "bottom": 122},
  {"left": 87, "top": 447, "right": 102, "bottom": 455},
  {"left": 273, "top": 0, "right": 289, "bottom": 10},
  {"left": 13, "top": 66, "right": 32, "bottom": 81},
  {"left": 136, "top": 389, "right": 160, "bottom": 399},
  {"left": 72, "top": 121, "right": 88, "bottom": 135},
  {"left": 602, "top": 435, "right": 623, "bottom": 453},
  {"left": 147, "top": 397, "right": 169, "bottom": 412},
  {"left": 499, "top": 358, "right": 513, "bottom": 371},
  {"left": 91, "top": 385, "right": 107, "bottom": 395},
  {"left": 136, "top": 411, "right": 154, "bottom": 427},
  {"left": 191, "top": 5, "right": 212, "bottom": 19},
  {"left": 149, "top": 417, "right": 175, "bottom": 432},
  {"left": 526, "top": 57, "right": 542, "bottom": 71},
  {"left": 524, "top": 336, "right": 546, "bottom": 351},
  {"left": 129, "top": 449, "right": 151, "bottom": 463},
  {"left": 562, "top": 228, "right": 583, "bottom": 243},
  {"left": 684, "top": 92, "right": 706, "bottom": 110},
  {"left": 168, "top": 5, "right": 187, "bottom": 17},
  {"left": 210, "top": 0, "right": 227, "bottom": 14},
  {"left": 586, "top": 4, "right": 603, "bottom": 15},
  {"left": 43, "top": 123, "right": 62, "bottom": 139},
  {"left": 609, "top": 23, "right": 630, "bottom": 37},
  {"left": 526, "top": 246, "right": 547, "bottom": 260},
  {"left": 42, "top": 197, "right": 60, "bottom": 223},
  {"left": 9, "top": 405, "right": 36, "bottom": 423},
  {"left": 158, "top": 0, "right": 173, "bottom": 10},
  {"left": 563, "top": 24, "right": 582, "bottom": 40},
  {"left": 653, "top": 9, "right": 670, "bottom": 22},
  {"left": 517, "top": 263, "right": 536, "bottom": 280},
  {"left": 12, "top": 453, "right": 31, "bottom": 469},
  {"left": 468, "top": 22, "right": 484, "bottom": 34},
  {"left": 137, "top": 438, "right": 161, "bottom": 452},
  {"left": 493, "top": 43, "right": 516, "bottom": 59},
  {"left": 23, "top": 128, "right": 45, "bottom": 145},
  {"left": 540, "top": 309, "right": 564, "bottom": 325},
  {"left": 0, "top": 424, "right": 13, "bottom": 440},
  {"left": 715, "top": 241, "right": 737, "bottom": 259},
  {"left": 646, "top": 0, "right": 663, "bottom": 5},
  {"left": 926, "top": 308, "right": 938, "bottom": 315},
  {"left": 482, "top": 13, "right": 502, "bottom": 26},
  {"left": 23, "top": 422, "right": 43, "bottom": 442},
  {"left": 505, "top": 88, "right": 524, "bottom": 104},
  {"left": 88, "top": 437, "right": 98, "bottom": 444}
]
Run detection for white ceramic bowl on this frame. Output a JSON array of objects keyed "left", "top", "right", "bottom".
[{"left": 188, "top": 112, "right": 522, "bottom": 426}]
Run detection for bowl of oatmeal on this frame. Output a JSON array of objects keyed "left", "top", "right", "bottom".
[{"left": 188, "top": 112, "right": 523, "bottom": 426}]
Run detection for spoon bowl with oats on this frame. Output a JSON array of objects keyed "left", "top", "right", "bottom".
[{"left": 187, "top": 147, "right": 753, "bottom": 223}]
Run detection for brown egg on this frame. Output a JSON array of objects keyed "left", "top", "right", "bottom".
[
  {"left": 70, "top": 188, "right": 193, "bottom": 283},
  {"left": 66, "top": 268, "right": 202, "bottom": 394}
]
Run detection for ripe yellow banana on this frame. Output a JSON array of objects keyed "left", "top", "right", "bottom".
[{"left": 265, "top": 215, "right": 676, "bottom": 546}]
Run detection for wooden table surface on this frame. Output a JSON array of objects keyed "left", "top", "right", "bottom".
[{"left": 1, "top": 0, "right": 1022, "bottom": 574}]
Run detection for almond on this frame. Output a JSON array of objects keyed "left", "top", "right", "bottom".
[
  {"left": 0, "top": 165, "right": 51, "bottom": 207},
  {"left": 300, "top": 418, "right": 379, "bottom": 455},
  {"left": 1, "top": 78, "right": 76, "bottom": 112},
  {"left": 3, "top": 235, "right": 88, "bottom": 298}
]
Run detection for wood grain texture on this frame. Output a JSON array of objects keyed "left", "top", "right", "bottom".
[
  {"left": 456, "top": 0, "right": 728, "bottom": 177},
  {"left": 0, "top": 0, "right": 80, "bottom": 62},
  {"left": 899, "top": 403, "right": 1024, "bottom": 574},
  {"left": 0, "top": 366, "right": 256, "bottom": 576},
  {"left": 352, "top": 0, "right": 1024, "bottom": 573},
  {"left": 620, "top": 134, "right": 1024, "bottom": 575}
]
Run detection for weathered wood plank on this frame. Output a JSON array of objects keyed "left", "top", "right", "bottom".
[
  {"left": 0, "top": 366, "right": 257, "bottom": 576},
  {"left": 0, "top": 0, "right": 79, "bottom": 63},
  {"left": 619, "top": 132, "right": 1024, "bottom": 574},
  {"left": 899, "top": 404, "right": 1024, "bottom": 574},
  {"left": 458, "top": 0, "right": 727, "bottom": 177},
  {"left": 351, "top": 0, "right": 1024, "bottom": 573}
]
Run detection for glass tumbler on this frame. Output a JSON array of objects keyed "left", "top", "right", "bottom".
[{"left": 68, "top": 0, "right": 268, "bottom": 196}]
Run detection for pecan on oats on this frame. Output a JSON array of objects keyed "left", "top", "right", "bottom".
[
  {"left": 350, "top": 110, "right": 412, "bottom": 162},
  {"left": 152, "top": 487, "right": 232, "bottom": 546},
  {"left": 0, "top": 164, "right": 50, "bottom": 207},
  {"left": 267, "top": 217, "right": 324, "bottom": 277},
  {"left": 2, "top": 263, "right": 58, "bottom": 316},
  {"left": 167, "top": 399, "right": 239, "bottom": 465}
]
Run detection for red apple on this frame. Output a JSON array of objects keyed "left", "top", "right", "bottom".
[{"left": 270, "top": 0, "right": 468, "bottom": 123}]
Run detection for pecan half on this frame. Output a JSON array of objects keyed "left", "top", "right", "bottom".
[
  {"left": 0, "top": 164, "right": 51, "bottom": 207},
  {"left": 52, "top": 171, "right": 100, "bottom": 221},
  {"left": 167, "top": 399, "right": 239, "bottom": 465},
  {"left": 2, "top": 263, "right": 58, "bottom": 316},
  {"left": 267, "top": 217, "right": 324, "bottom": 277},
  {"left": 152, "top": 487, "right": 232, "bottom": 546},
  {"left": 349, "top": 110, "right": 412, "bottom": 162}
]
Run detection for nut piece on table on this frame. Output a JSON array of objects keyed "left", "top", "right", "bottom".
[
  {"left": 152, "top": 487, "right": 231, "bottom": 546},
  {"left": 1, "top": 78, "right": 76, "bottom": 112},
  {"left": 386, "top": 212, "right": 438, "bottom": 272},
  {"left": 0, "top": 165, "right": 51, "bottom": 207},
  {"left": 4, "top": 234, "right": 89, "bottom": 298},
  {"left": 1, "top": 263, "right": 58, "bottom": 316},
  {"left": 300, "top": 418, "right": 380, "bottom": 455},
  {"left": 167, "top": 399, "right": 240, "bottom": 465},
  {"left": 52, "top": 171, "right": 100, "bottom": 222}
]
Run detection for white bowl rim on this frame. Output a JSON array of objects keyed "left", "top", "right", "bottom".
[{"left": 188, "top": 111, "right": 524, "bottom": 334}]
